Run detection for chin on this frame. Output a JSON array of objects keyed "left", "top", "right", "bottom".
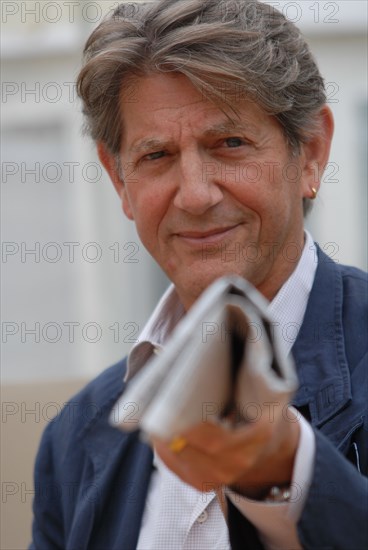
[{"left": 174, "top": 264, "right": 248, "bottom": 309}]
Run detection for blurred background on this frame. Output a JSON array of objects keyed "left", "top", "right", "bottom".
[{"left": 1, "top": 0, "right": 367, "bottom": 547}]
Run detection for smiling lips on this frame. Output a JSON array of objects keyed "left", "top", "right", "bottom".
[{"left": 175, "top": 224, "right": 240, "bottom": 244}]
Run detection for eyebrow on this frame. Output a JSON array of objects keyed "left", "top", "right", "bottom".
[
  {"left": 202, "top": 121, "right": 256, "bottom": 137},
  {"left": 128, "top": 121, "right": 256, "bottom": 155},
  {"left": 129, "top": 138, "right": 172, "bottom": 155}
]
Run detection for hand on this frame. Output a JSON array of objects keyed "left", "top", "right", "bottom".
[{"left": 153, "top": 406, "right": 300, "bottom": 499}]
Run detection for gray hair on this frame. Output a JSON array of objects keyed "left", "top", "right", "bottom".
[{"left": 77, "top": 0, "right": 327, "bottom": 214}]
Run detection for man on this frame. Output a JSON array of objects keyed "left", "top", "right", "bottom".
[{"left": 31, "top": 1, "right": 367, "bottom": 548}]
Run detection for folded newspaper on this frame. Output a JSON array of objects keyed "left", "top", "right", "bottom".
[{"left": 111, "top": 276, "right": 298, "bottom": 440}]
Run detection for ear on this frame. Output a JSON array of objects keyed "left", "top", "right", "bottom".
[
  {"left": 97, "top": 142, "right": 134, "bottom": 220},
  {"left": 300, "top": 105, "right": 334, "bottom": 199}
]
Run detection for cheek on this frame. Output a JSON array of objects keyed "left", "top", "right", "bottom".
[
  {"left": 232, "top": 166, "right": 295, "bottom": 225},
  {"left": 128, "top": 188, "right": 168, "bottom": 240},
  {"left": 228, "top": 176, "right": 272, "bottom": 217}
]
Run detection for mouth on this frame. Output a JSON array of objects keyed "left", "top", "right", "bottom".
[{"left": 174, "top": 224, "right": 241, "bottom": 245}]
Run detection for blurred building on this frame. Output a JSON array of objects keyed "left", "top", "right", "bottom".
[{"left": 1, "top": 0, "right": 367, "bottom": 383}]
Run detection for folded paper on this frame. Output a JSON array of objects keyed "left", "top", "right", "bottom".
[{"left": 111, "top": 276, "right": 298, "bottom": 440}]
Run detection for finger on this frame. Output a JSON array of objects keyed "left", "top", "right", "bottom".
[{"left": 181, "top": 419, "right": 269, "bottom": 456}]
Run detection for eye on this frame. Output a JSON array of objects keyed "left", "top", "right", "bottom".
[
  {"left": 224, "top": 137, "right": 246, "bottom": 148},
  {"left": 143, "top": 150, "right": 165, "bottom": 161}
]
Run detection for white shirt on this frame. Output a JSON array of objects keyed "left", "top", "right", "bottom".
[{"left": 126, "top": 232, "right": 317, "bottom": 550}]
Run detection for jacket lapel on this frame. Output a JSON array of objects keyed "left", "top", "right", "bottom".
[
  {"left": 292, "top": 248, "right": 352, "bottom": 428},
  {"left": 65, "top": 362, "right": 154, "bottom": 550}
]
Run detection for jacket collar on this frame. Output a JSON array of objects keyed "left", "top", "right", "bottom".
[{"left": 292, "top": 247, "right": 352, "bottom": 427}]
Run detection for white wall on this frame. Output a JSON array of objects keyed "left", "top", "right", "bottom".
[{"left": 2, "top": 3, "right": 168, "bottom": 382}]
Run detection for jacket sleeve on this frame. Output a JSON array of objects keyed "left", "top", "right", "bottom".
[
  {"left": 29, "top": 420, "right": 64, "bottom": 549},
  {"left": 29, "top": 360, "right": 128, "bottom": 549},
  {"left": 227, "top": 425, "right": 368, "bottom": 550},
  {"left": 297, "top": 427, "right": 368, "bottom": 549}
]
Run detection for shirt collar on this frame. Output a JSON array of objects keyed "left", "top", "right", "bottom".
[
  {"left": 126, "top": 231, "right": 317, "bottom": 381},
  {"left": 126, "top": 284, "right": 185, "bottom": 381},
  {"left": 268, "top": 230, "right": 317, "bottom": 356}
]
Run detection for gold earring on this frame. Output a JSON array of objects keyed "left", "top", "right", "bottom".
[{"left": 311, "top": 187, "right": 318, "bottom": 199}]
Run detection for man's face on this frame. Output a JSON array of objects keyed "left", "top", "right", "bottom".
[{"left": 115, "top": 73, "right": 312, "bottom": 308}]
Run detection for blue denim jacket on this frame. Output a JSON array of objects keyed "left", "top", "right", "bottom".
[{"left": 31, "top": 248, "right": 368, "bottom": 550}]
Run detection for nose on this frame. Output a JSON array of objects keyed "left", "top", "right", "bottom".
[{"left": 173, "top": 152, "right": 223, "bottom": 215}]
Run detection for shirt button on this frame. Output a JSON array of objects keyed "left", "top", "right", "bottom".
[{"left": 197, "top": 511, "right": 208, "bottom": 524}]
